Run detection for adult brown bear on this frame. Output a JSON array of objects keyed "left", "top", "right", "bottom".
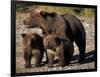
[
  {"left": 23, "top": 10, "right": 86, "bottom": 62},
  {"left": 21, "top": 33, "right": 48, "bottom": 68},
  {"left": 43, "top": 34, "right": 74, "bottom": 67}
]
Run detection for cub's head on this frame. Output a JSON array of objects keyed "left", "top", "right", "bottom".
[
  {"left": 43, "top": 34, "right": 61, "bottom": 49},
  {"left": 21, "top": 33, "right": 42, "bottom": 48}
]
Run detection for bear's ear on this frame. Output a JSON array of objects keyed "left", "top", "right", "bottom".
[
  {"left": 49, "top": 12, "right": 56, "bottom": 17},
  {"left": 40, "top": 11, "right": 56, "bottom": 17},
  {"left": 40, "top": 11, "right": 48, "bottom": 17},
  {"left": 21, "top": 34, "right": 26, "bottom": 38}
]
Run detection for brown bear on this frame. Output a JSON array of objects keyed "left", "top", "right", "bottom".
[
  {"left": 23, "top": 10, "right": 86, "bottom": 62},
  {"left": 21, "top": 33, "right": 48, "bottom": 68},
  {"left": 43, "top": 34, "right": 74, "bottom": 67}
]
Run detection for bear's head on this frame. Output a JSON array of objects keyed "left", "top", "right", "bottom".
[
  {"left": 23, "top": 10, "right": 56, "bottom": 34},
  {"left": 23, "top": 10, "right": 45, "bottom": 28},
  {"left": 43, "top": 34, "right": 61, "bottom": 49},
  {"left": 22, "top": 33, "right": 42, "bottom": 48}
]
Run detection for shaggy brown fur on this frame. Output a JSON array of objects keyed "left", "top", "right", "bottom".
[
  {"left": 23, "top": 10, "right": 86, "bottom": 62},
  {"left": 22, "top": 33, "right": 47, "bottom": 68},
  {"left": 43, "top": 34, "right": 74, "bottom": 67}
]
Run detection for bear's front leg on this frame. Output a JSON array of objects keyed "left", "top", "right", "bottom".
[
  {"left": 56, "top": 44, "right": 66, "bottom": 67},
  {"left": 47, "top": 49, "right": 55, "bottom": 67},
  {"left": 24, "top": 48, "right": 32, "bottom": 68}
]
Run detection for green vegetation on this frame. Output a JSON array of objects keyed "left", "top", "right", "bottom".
[{"left": 16, "top": 4, "right": 95, "bottom": 17}]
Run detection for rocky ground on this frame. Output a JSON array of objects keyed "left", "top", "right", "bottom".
[{"left": 16, "top": 12, "right": 96, "bottom": 73}]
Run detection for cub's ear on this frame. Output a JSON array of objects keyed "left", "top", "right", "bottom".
[{"left": 21, "top": 34, "right": 26, "bottom": 38}]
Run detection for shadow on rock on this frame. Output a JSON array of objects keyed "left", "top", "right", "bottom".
[{"left": 71, "top": 50, "right": 96, "bottom": 64}]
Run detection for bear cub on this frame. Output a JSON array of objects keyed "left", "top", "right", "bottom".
[
  {"left": 22, "top": 33, "right": 46, "bottom": 68},
  {"left": 43, "top": 34, "right": 74, "bottom": 67}
]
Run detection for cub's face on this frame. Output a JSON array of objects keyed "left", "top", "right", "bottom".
[
  {"left": 43, "top": 35, "right": 60, "bottom": 49},
  {"left": 21, "top": 33, "right": 37, "bottom": 48}
]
